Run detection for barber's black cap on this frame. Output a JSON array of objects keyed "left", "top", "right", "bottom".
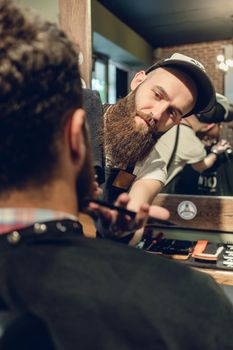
[{"left": 146, "top": 53, "right": 216, "bottom": 117}]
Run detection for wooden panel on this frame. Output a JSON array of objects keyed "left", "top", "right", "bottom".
[
  {"left": 59, "top": 0, "right": 92, "bottom": 87},
  {"left": 153, "top": 194, "right": 233, "bottom": 232},
  {"left": 194, "top": 268, "right": 233, "bottom": 286}
]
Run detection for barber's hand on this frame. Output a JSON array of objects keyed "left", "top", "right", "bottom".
[
  {"left": 87, "top": 192, "right": 169, "bottom": 239},
  {"left": 93, "top": 180, "right": 103, "bottom": 197},
  {"left": 211, "top": 139, "right": 232, "bottom": 155}
]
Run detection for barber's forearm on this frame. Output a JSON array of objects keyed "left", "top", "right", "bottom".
[
  {"left": 192, "top": 153, "right": 217, "bottom": 172},
  {"left": 203, "top": 153, "right": 217, "bottom": 169},
  {"left": 127, "top": 179, "right": 163, "bottom": 212}
]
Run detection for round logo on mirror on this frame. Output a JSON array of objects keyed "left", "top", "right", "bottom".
[{"left": 177, "top": 200, "right": 197, "bottom": 220}]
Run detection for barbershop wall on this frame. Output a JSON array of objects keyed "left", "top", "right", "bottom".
[
  {"left": 17, "top": 0, "right": 58, "bottom": 22},
  {"left": 92, "top": 0, "right": 152, "bottom": 65},
  {"left": 17, "top": 1, "right": 229, "bottom": 97},
  {"left": 156, "top": 40, "right": 232, "bottom": 94}
]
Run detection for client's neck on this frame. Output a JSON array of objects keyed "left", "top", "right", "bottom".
[{"left": 0, "top": 179, "right": 78, "bottom": 217}]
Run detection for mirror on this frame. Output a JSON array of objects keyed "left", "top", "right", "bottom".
[
  {"left": 91, "top": 1, "right": 233, "bottom": 202},
  {"left": 90, "top": 1, "right": 233, "bottom": 237}
]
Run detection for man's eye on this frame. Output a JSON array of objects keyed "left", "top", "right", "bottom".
[
  {"left": 169, "top": 108, "right": 176, "bottom": 119},
  {"left": 169, "top": 109, "right": 180, "bottom": 123},
  {"left": 153, "top": 91, "right": 161, "bottom": 100}
]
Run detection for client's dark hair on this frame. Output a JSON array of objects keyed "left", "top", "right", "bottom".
[{"left": 0, "top": 0, "right": 82, "bottom": 192}]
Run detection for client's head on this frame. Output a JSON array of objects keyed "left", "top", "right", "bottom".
[{"left": 0, "top": 0, "right": 94, "bottom": 211}]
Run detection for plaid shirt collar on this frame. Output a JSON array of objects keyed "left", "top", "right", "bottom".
[{"left": 0, "top": 208, "right": 78, "bottom": 235}]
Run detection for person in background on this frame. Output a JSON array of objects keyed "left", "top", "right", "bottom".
[
  {"left": 162, "top": 94, "right": 233, "bottom": 195},
  {"left": 155, "top": 93, "right": 232, "bottom": 193},
  {"left": 1, "top": 1, "right": 233, "bottom": 349}
]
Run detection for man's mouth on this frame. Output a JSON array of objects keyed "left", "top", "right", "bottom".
[
  {"left": 140, "top": 116, "right": 151, "bottom": 128},
  {"left": 138, "top": 115, "right": 158, "bottom": 133}
]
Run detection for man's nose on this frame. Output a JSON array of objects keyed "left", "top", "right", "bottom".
[{"left": 152, "top": 101, "right": 170, "bottom": 120}]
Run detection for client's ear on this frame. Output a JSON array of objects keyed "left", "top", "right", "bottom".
[
  {"left": 69, "top": 108, "right": 86, "bottom": 161},
  {"left": 130, "top": 71, "right": 146, "bottom": 90}
]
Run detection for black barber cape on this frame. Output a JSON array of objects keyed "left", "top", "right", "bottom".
[{"left": 0, "top": 219, "right": 233, "bottom": 349}]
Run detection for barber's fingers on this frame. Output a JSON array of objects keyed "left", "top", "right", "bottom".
[
  {"left": 149, "top": 205, "right": 170, "bottom": 220},
  {"left": 115, "top": 193, "right": 150, "bottom": 224},
  {"left": 113, "top": 203, "right": 149, "bottom": 235},
  {"left": 114, "top": 192, "right": 130, "bottom": 208},
  {"left": 112, "top": 194, "right": 150, "bottom": 232},
  {"left": 135, "top": 203, "right": 150, "bottom": 228},
  {"left": 225, "top": 142, "right": 232, "bottom": 149},
  {"left": 93, "top": 181, "right": 103, "bottom": 197},
  {"left": 115, "top": 192, "right": 170, "bottom": 222},
  {"left": 218, "top": 139, "right": 230, "bottom": 147},
  {"left": 87, "top": 202, "right": 114, "bottom": 225},
  {"left": 215, "top": 140, "right": 232, "bottom": 153}
]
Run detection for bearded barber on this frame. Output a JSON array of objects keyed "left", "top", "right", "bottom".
[{"left": 100, "top": 53, "right": 216, "bottom": 217}]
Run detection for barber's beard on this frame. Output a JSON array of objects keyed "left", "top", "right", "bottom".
[
  {"left": 76, "top": 125, "right": 95, "bottom": 212},
  {"left": 100, "top": 89, "right": 162, "bottom": 168}
]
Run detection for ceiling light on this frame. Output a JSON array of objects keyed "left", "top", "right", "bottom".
[
  {"left": 217, "top": 54, "right": 224, "bottom": 62},
  {"left": 216, "top": 15, "right": 233, "bottom": 72}
]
